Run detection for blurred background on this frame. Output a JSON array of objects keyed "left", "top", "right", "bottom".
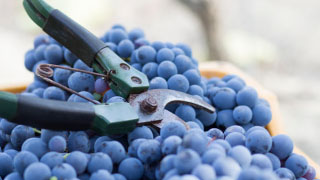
[{"left": 0, "top": 0, "right": 319, "bottom": 164}]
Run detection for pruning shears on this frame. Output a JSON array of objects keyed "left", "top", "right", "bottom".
[{"left": 0, "top": 0, "right": 215, "bottom": 135}]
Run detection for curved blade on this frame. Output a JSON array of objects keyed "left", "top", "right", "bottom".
[
  {"left": 148, "top": 110, "right": 190, "bottom": 130},
  {"left": 129, "top": 89, "right": 215, "bottom": 124}
]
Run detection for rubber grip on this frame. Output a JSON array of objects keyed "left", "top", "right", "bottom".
[
  {"left": 43, "top": 9, "right": 107, "bottom": 66},
  {"left": 14, "top": 94, "right": 95, "bottom": 131}
]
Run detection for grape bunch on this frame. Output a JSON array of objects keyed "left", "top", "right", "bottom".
[{"left": 0, "top": 24, "right": 316, "bottom": 180}]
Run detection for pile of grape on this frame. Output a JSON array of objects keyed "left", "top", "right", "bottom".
[{"left": 0, "top": 24, "right": 317, "bottom": 180}]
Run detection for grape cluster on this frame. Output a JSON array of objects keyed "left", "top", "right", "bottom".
[{"left": 0, "top": 24, "right": 316, "bottom": 180}]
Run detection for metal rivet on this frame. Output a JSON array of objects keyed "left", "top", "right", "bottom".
[
  {"left": 131, "top": 76, "right": 142, "bottom": 84},
  {"left": 120, "top": 63, "right": 130, "bottom": 70}
]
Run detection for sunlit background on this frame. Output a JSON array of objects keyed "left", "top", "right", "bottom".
[{"left": 1, "top": 0, "right": 319, "bottom": 164}]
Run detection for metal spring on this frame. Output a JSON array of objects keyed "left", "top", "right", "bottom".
[{"left": 36, "top": 64, "right": 109, "bottom": 105}]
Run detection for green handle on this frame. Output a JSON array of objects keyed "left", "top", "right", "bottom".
[
  {"left": 0, "top": 91, "right": 138, "bottom": 135},
  {"left": 23, "top": 0, "right": 150, "bottom": 98}
]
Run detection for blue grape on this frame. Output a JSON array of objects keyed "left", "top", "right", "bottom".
[
  {"left": 68, "top": 131, "right": 90, "bottom": 153},
  {"left": 187, "top": 121, "right": 201, "bottom": 129},
  {"left": 168, "top": 74, "right": 190, "bottom": 93},
  {"left": 236, "top": 166, "right": 260, "bottom": 180},
  {"left": 40, "top": 129, "right": 67, "bottom": 144},
  {"left": 216, "top": 110, "right": 236, "bottom": 129},
  {"left": 106, "top": 96, "right": 125, "bottom": 103},
  {"left": 43, "top": 86, "right": 66, "bottom": 101},
  {"left": 33, "top": 34, "right": 50, "bottom": 48},
  {"left": 212, "top": 87, "right": 236, "bottom": 109},
  {"left": 53, "top": 65, "right": 72, "bottom": 86},
  {"left": 151, "top": 41, "right": 166, "bottom": 51},
  {"left": 134, "top": 38, "right": 150, "bottom": 48},
  {"left": 4, "top": 149, "right": 18, "bottom": 160},
  {"left": 66, "top": 151, "right": 88, "bottom": 174},
  {"left": 228, "top": 145, "right": 251, "bottom": 168},
  {"left": 160, "top": 121, "right": 186, "bottom": 139},
  {"left": 176, "top": 43, "right": 192, "bottom": 57},
  {"left": 117, "top": 39, "right": 134, "bottom": 58},
  {"left": 149, "top": 77, "right": 168, "bottom": 89},
  {"left": 210, "top": 139, "right": 231, "bottom": 152},
  {"left": 128, "top": 28, "right": 144, "bottom": 42},
  {"left": 197, "top": 110, "right": 217, "bottom": 127},
  {"left": 128, "top": 126, "right": 153, "bottom": 144},
  {"left": 226, "top": 78, "right": 245, "bottom": 92},
  {"left": 68, "top": 72, "right": 95, "bottom": 93},
  {"left": 112, "top": 173, "right": 126, "bottom": 180},
  {"left": 159, "top": 154, "right": 176, "bottom": 177},
  {"left": 251, "top": 104, "right": 272, "bottom": 126},
  {"left": 162, "top": 135, "right": 182, "bottom": 155},
  {"left": 171, "top": 47, "right": 185, "bottom": 57},
  {"left": 44, "top": 44, "right": 63, "bottom": 64},
  {"left": 225, "top": 132, "right": 245, "bottom": 147},
  {"left": 274, "top": 168, "right": 295, "bottom": 180},
  {"left": 23, "top": 162, "right": 51, "bottom": 180},
  {"left": 156, "top": 48, "right": 174, "bottom": 63},
  {"left": 250, "top": 154, "right": 273, "bottom": 170},
  {"left": 174, "top": 149, "right": 201, "bottom": 174},
  {"left": 48, "top": 136, "right": 66, "bottom": 152},
  {"left": 224, "top": 126, "right": 244, "bottom": 137},
  {"left": 187, "top": 85, "right": 203, "bottom": 97},
  {"left": 257, "top": 98, "right": 270, "bottom": 107},
  {"left": 242, "top": 123, "right": 255, "bottom": 131},
  {"left": 26, "top": 80, "right": 48, "bottom": 92},
  {"left": 106, "top": 42, "right": 117, "bottom": 52},
  {"left": 192, "top": 164, "right": 216, "bottom": 180},
  {"left": 157, "top": 61, "right": 178, "bottom": 80},
  {"left": 236, "top": 86, "right": 258, "bottom": 108},
  {"left": 20, "top": 92, "right": 39, "bottom": 98},
  {"left": 0, "top": 119, "right": 17, "bottom": 135},
  {"left": 175, "top": 105, "right": 196, "bottom": 122},
  {"left": 73, "top": 60, "right": 93, "bottom": 72},
  {"left": 131, "top": 63, "right": 142, "bottom": 71},
  {"left": 206, "top": 128, "right": 224, "bottom": 140},
  {"left": 270, "top": 134, "right": 293, "bottom": 160},
  {"left": 93, "top": 136, "right": 112, "bottom": 152},
  {"left": 285, "top": 154, "right": 308, "bottom": 177},
  {"left": 128, "top": 139, "right": 146, "bottom": 157},
  {"left": 90, "top": 169, "right": 114, "bottom": 180},
  {"left": 34, "top": 44, "right": 47, "bottom": 61},
  {"left": 137, "top": 139, "right": 161, "bottom": 164},
  {"left": 118, "top": 158, "right": 144, "bottom": 180},
  {"left": 87, "top": 153, "right": 113, "bottom": 173},
  {"left": 112, "top": 24, "right": 126, "bottom": 31},
  {"left": 142, "top": 62, "right": 158, "bottom": 79},
  {"left": 24, "top": 51, "right": 38, "bottom": 71},
  {"left": 64, "top": 49, "right": 78, "bottom": 65},
  {"left": 13, "top": 151, "right": 38, "bottom": 175},
  {"left": 245, "top": 126, "right": 268, "bottom": 137},
  {"left": 201, "top": 148, "right": 226, "bottom": 165},
  {"left": 32, "top": 88, "right": 45, "bottom": 98},
  {"left": 265, "top": 153, "right": 281, "bottom": 170},
  {"left": 136, "top": 46, "right": 156, "bottom": 64},
  {"left": 40, "top": 152, "right": 63, "bottom": 169},
  {"left": 96, "top": 141, "right": 126, "bottom": 164},
  {"left": 174, "top": 55, "right": 193, "bottom": 73},
  {"left": 102, "top": 89, "right": 117, "bottom": 103},
  {"left": 109, "top": 29, "right": 128, "bottom": 44},
  {"left": 213, "top": 157, "right": 241, "bottom": 178},
  {"left": 10, "top": 125, "right": 35, "bottom": 148},
  {"left": 183, "top": 69, "right": 201, "bottom": 85},
  {"left": 52, "top": 163, "right": 77, "bottom": 180},
  {"left": 21, "top": 137, "right": 48, "bottom": 158},
  {"left": 302, "top": 165, "right": 316, "bottom": 180},
  {"left": 165, "top": 42, "right": 175, "bottom": 49},
  {"left": 4, "top": 172, "right": 23, "bottom": 180},
  {"left": 245, "top": 130, "right": 272, "bottom": 154},
  {"left": 181, "top": 132, "right": 207, "bottom": 155},
  {"left": 0, "top": 153, "right": 13, "bottom": 177},
  {"left": 233, "top": 105, "right": 253, "bottom": 125},
  {"left": 73, "top": 91, "right": 94, "bottom": 103}
]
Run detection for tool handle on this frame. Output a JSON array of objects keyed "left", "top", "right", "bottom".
[
  {"left": 0, "top": 91, "right": 138, "bottom": 134},
  {"left": 0, "top": 91, "right": 95, "bottom": 131}
]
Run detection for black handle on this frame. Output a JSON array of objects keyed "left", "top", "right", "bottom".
[
  {"left": 43, "top": 9, "right": 107, "bottom": 66},
  {"left": 12, "top": 94, "right": 96, "bottom": 131}
]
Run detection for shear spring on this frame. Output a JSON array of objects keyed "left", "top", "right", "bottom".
[{"left": 36, "top": 64, "right": 110, "bottom": 104}]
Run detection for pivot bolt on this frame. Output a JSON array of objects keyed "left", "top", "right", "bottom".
[{"left": 140, "top": 97, "right": 157, "bottom": 113}]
